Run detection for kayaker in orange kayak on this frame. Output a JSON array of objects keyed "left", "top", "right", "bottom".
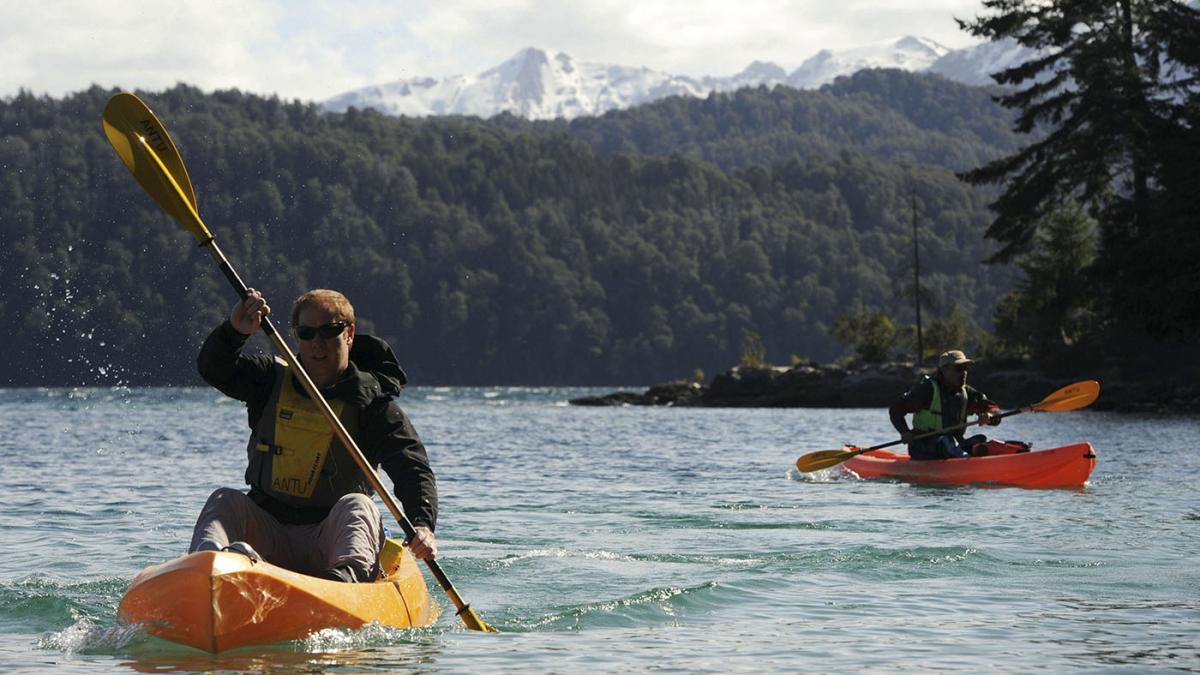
[
  {"left": 187, "top": 288, "right": 438, "bottom": 582},
  {"left": 888, "top": 349, "right": 1001, "bottom": 460}
]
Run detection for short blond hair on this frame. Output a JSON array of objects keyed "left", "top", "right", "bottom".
[{"left": 291, "top": 289, "right": 355, "bottom": 328}]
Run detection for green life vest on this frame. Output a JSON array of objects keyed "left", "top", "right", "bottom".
[
  {"left": 911, "top": 376, "right": 967, "bottom": 433},
  {"left": 245, "top": 360, "right": 370, "bottom": 509}
]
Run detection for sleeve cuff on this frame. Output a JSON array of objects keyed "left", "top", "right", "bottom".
[{"left": 220, "top": 320, "right": 251, "bottom": 346}]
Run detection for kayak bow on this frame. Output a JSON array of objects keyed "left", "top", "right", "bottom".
[{"left": 118, "top": 547, "right": 437, "bottom": 652}]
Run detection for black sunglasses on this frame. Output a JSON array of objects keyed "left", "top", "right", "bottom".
[{"left": 296, "top": 320, "right": 348, "bottom": 341}]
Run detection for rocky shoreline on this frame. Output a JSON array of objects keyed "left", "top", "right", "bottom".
[{"left": 569, "top": 362, "right": 1200, "bottom": 414}]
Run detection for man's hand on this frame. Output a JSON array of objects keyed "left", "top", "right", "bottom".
[
  {"left": 406, "top": 526, "right": 437, "bottom": 560},
  {"left": 978, "top": 411, "right": 1001, "bottom": 426},
  {"left": 899, "top": 430, "right": 915, "bottom": 445},
  {"left": 231, "top": 288, "right": 270, "bottom": 335}
]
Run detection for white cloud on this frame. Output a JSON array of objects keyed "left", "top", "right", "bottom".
[
  {"left": 407, "top": 0, "right": 985, "bottom": 77},
  {"left": 2, "top": 2, "right": 279, "bottom": 95},
  {"left": 0, "top": 0, "right": 987, "bottom": 101},
  {"left": 0, "top": 0, "right": 423, "bottom": 100}
]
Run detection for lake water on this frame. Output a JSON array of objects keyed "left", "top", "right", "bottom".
[{"left": 1, "top": 386, "right": 1197, "bottom": 673}]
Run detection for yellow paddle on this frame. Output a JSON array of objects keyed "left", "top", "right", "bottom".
[
  {"left": 101, "top": 92, "right": 497, "bottom": 633},
  {"left": 794, "top": 380, "right": 1100, "bottom": 473}
]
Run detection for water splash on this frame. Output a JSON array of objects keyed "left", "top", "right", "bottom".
[
  {"left": 36, "top": 615, "right": 147, "bottom": 654},
  {"left": 301, "top": 622, "right": 442, "bottom": 651}
]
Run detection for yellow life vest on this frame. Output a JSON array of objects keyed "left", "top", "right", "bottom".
[
  {"left": 245, "top": 360, "right": 368, "bottom": 508},
  {"left": 911, "top": 376, "right": 967, "bottom": 433}
]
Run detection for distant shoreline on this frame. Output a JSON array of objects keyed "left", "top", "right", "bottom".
[
  {"left": 568, "top": 362, "right": 1200, "bottom": 414},
  {"left": 4, "top": 372, "right": 1195, "bottom": 413}
]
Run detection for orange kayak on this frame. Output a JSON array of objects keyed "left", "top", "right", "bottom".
[
  {"left": 842, "top": 441, "right": 1097, "bottom": 488},
  {"left": 118, "top": 543, "right": 437, "bottom": 652}
]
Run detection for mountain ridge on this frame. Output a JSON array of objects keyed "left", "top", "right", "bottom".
[{"left": 321, "top": 37, "right": 1035, "bottom": 120}]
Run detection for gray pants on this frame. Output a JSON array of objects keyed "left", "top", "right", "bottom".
[{"left": 188, "top": 487, "right": 383, "bottom": 579}]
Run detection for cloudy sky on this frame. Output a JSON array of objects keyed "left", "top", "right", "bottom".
[{"left": 0, "top": 0, "right": 988, "bottom": 103}]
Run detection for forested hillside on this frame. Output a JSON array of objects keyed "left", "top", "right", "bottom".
[
  {"left": 514, "top": 69, "right": 1023, "bottom": 173},
  {"left": 0, "top": 72, "right": 1019, "bottom": 387}
]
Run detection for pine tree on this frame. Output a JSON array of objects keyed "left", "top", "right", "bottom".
[
  {"left": 959, "top": 0, "right": 1200, "bottom": 344},
  {"left": 992, "top": 205, "right": 1099, "bottom": 367}
]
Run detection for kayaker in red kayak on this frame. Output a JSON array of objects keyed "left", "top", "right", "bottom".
[
  {"left": 187, "top": 288, "right": 438, "bottom": 582},
  {"left": 888, "top": 349, "right": 1002, "bottom": 460}
]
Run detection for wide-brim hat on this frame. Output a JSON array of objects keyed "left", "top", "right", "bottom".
[{"left": 937, "top": 349, "right": 974, "bottom": 368}]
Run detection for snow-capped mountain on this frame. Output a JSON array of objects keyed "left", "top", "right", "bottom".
[
  {"left": 700, "top": 61, "right": 790, "bottom": 93},
  {"left": 927, "top": 38, "right": 1041, "bottom": 87},
  {"left": 322, "top": 47, "right": 707, "bottom": 119},
  {"left": 321, "top": 37, "right": 1032, "bottom": 120},
  {"left": 786, "top": 36, "right": 950, "bottom": 89}
]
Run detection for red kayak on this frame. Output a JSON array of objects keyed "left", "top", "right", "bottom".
[{"left": 842, "top": 440, "right": 1097, "bottom": 488}]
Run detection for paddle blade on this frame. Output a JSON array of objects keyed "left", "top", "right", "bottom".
[
  {"left": 102, "top": 93, "right": 211, "bottom": 242},
  {"left": 459, "top": 606, "right": 499, "bottom": 633},
  {"left": 795, "top": 447, "right": 860, "bottom": 473},
  {"left": 1031, "top": 380, "right": 1100, "bottom": 412}
]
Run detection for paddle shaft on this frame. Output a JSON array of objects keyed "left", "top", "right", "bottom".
[
  {"left": 111, "top": 105, "right": 492, "bottom": 630},
  {"left": 135, "top": 130, "right": 421, "bottom": 536},
  {"left": 863, "top": 406, "right": 1025, "bottom": 453},
  {"left": 199, "top": 237, "right": 481, "bottom": 622}
]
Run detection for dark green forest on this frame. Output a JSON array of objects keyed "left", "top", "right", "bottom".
[
  {"left": 1, "top": 69, "right": 1029, "bottom": 386},
  {"left": 14, "top": 39, "right": 1185, "bottom": 386}
]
